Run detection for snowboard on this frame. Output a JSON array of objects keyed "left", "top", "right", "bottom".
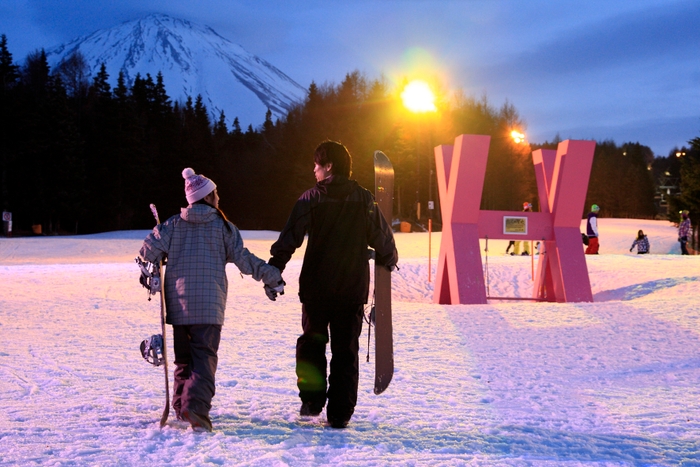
[
  {"left": 373, "top": 150, "right": 394, "bottom": 395},
  {"left": 149, "top": 204, "right": 170, "bottom": 427}
]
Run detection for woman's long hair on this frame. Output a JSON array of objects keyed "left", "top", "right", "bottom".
[{"left": 195, "top": 198, "right": 233, "bottom": 233}]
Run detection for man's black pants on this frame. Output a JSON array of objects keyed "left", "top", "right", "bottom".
[{"left": 296, "top": 302, "right": 364, "bottom": 420}]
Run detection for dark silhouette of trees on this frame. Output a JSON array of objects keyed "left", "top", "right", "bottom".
[
  {"left": 584, "top": 141, "right": 656, "bottom": 219},
  {"left": 10, "top": 49, "right": 84, "bottom": 233},
  {"left": 446, "top": 95, "right": 535, "bottom": 212},
  {"left": 668, "top": 139, "right": 700, "bottom": 251},
  {"left": 0, "top": 34, "right": 670, "bottom": 235},
  {"left": 0, "top": 34, "right": 20, "bottom": 213}
]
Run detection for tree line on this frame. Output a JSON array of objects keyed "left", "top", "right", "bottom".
[
  {"left": 0, "top": 34, "right": 690, "bottom": 236},
  {"left": 656, "top": 138, "right": 700, "bottom": 251}
]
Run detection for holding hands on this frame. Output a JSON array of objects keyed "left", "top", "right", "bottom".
[
  {"left": 264, "top": 265, "right": 285, "bottom": 301},
  {"left": 264, "top": 279, "right": 286, "bottom": 301}
]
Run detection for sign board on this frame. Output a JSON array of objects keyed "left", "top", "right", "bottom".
[
  {"left": 503, "top": 216, "right": 527, "bottom": 235},
  {"left": 428, "top": 201, "right": 434, "bottom": 210},
  {"left": 2, "top": 211, "right": 10, "bottom": 222}
]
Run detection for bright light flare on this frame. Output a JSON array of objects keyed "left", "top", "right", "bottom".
[
  {"left": 511, "top": 130, "right": 526, "bottom": 144},
  {"left": 401, "top": 80, "right": 437, "bottom": 113}
]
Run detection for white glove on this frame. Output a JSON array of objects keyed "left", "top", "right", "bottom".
[{"left": 264, "top": 280, "right": 285, "bottom": 301}]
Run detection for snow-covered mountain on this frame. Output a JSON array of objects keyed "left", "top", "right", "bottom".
[{"left": 45, "top": 14, "right": 307, "bottom": 128}]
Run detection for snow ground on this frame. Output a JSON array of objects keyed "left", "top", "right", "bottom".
[{"left": 1, "top": 218, "right": 699, "bottom": 466}]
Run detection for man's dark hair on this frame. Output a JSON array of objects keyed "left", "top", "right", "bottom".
[{"left": 314, "top": 140, "right": 352, "bottom": 178}]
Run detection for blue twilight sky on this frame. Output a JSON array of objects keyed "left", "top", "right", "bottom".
[{"left": 1, "top": 0, "right": 699, "bottom": 156}]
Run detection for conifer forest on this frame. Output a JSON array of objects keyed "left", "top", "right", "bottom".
[{"left": 1, "top": 34, "right": 697, "bottom": 237}]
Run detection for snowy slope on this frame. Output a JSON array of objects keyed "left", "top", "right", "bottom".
[
  {"left": 45, "top": 14, "right": 307, "bottom": 128},
  {"left": 0, "top": 218, "right": 699, "bottom": 466}
]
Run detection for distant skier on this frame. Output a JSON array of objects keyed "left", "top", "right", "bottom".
[
  {"left": 629, "top": 230, "right": 649, "bottom": 254},
  {"left": 138, "top": 168, "right": 284, "bottom": 432},
  {"left": 269, "top": 141, "right": 398, "bottom": 429},
  {"left": 678, "top": 210, "right": 691, "bottom": 255},
  {"left": 585, "top": 204, "right": 600, "bottom": 254},
  {"left": 505, "top": 240, "right": 516, "bottom": 254}
]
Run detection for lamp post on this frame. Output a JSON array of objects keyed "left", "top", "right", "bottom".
[
  {"left": 401, "top": 80, "right": 437, "bottom": 280},
  {"left": 509, "top": 129, "right": 535, "bottom": 278},
  {"left": 510, "top": 130, "right": 526, "bottom": 144}
]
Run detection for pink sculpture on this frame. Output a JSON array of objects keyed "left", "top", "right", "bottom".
[{"left": 434, "top": 135, "right": 596, "bottom": 304}]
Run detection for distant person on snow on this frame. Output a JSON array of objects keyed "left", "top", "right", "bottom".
[
  {"left": 138, "top": 168, "right": 284, "bottom": 432},
  {"left": 585, "top": 204, "right": 600, "bottom": 254},
  {"left": 629, "top": 230, "right": 649, "bottom": 254},
  {"left": 505, "top": 202, "right": 533, "bottom": 255},
  {"left": 269, "top": 141, "right": 398, "bottom": 429},
  {"left": 678, "top": 210, "right": 691, "bottom": 255},
  {"left": 512, "top": 202, "right": 532, "bottom": 255}
]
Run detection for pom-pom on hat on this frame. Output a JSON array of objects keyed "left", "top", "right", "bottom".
[{"left": 182, "top": 168, "right": 217, "bottom": 204}]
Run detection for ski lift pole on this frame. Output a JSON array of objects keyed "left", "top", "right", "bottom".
[
  {"left": 484, "top": 236, "right": 490, "bottom": 296},
  {"left": 428, "top": 218, "right": 432, "bottom": 282},
  {"left": 531, "top": 241, "right": 534, "bottom": 281}
]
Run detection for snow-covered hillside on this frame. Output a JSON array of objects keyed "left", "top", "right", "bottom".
[{"left": 45, "top": 14, "right": 307, "bottom": 128}]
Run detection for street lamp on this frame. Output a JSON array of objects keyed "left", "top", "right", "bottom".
[
  {"left": 510, "top": 130, "right": 526, "bottom": 144},
  {"left": 401, "top": 80, "right": 437, "bottom": 113},
  {"left": 402, "top": 79, "right": 437, "bottom": 281},
  {"left": 509, "top": 128, "right": 533, "bottom": 275},
  {"left": 401, "top": 80, "right": 437, "bottom": 222}
]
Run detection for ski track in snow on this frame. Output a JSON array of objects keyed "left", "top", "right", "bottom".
[{"left": 1, "top": 219, "right": 700, "bottom": 465}]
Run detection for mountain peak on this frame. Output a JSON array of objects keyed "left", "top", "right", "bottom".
[{"left": 46, "top": 13, "right": 307, "bottom": 127}]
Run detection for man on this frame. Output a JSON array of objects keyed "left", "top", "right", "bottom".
[
  {"left": 585, "top": 204, "right": 600, "bottom": 254},
  {"left": 269, "top": 140, "right": 398, "bottom": 429},
  {"left": 679, "top": 210, "right": 691, "bottom": 255}
]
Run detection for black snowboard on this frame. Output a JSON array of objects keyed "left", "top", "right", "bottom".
[
  {"left": 373, "top": 150, "right": 394, "bottom": 395},
  {"left": 149, "top": 204, "right": 170, "bottom": 427}
]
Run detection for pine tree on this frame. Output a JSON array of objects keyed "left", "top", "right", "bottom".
[
  {"left": 114, "top": 71, "right": 128, "bottom": 101},
  {"left": 232, "top": 117, "right": 242, "bottom": 136},
  {"left": 0, "top": 34, "right": 20, "bottom": 213},
  {"left": 213, "top": 110, "right": 228, "bottom": 140},
  {"left": 263, "top": 108, "right": 274, "bottom": 135},
  {"left": 0, "top": 35, "right": 19, "bottom": 92},
  {"left": 90, "top": 63, "right": 111, "bottom": 99},
  {"left": 153, "top": 72, "right": 171, "bottom": 116}
]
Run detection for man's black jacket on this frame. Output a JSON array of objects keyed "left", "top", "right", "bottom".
[{"left": 270, "top": 175, "right": 398, "bottom": 304}]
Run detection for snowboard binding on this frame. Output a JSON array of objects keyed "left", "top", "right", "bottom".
[
  {"left": 135, "top": 257, "right": 161, "bottom": 296},
  {"left": 140, "top": 334, "right": 165, "bottom": 366}
]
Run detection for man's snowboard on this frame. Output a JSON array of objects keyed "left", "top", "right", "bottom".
[
  {"left": 373, "top": 150, "right": 394, "bottom": 395},
  {"left": 135, "top": 204, "right": 170, "bottom": 427}
]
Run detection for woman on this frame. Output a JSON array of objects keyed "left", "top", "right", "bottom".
[
  {"left": 630, "top": 230, "right": 650, "bottom": 254},
  {"left": 138, "top": 168, "right": 283, "bottom": 431}
]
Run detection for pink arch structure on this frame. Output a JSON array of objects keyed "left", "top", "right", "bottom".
[{"left": 434, "top": 134, "right": 596, "bottom": 305}]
